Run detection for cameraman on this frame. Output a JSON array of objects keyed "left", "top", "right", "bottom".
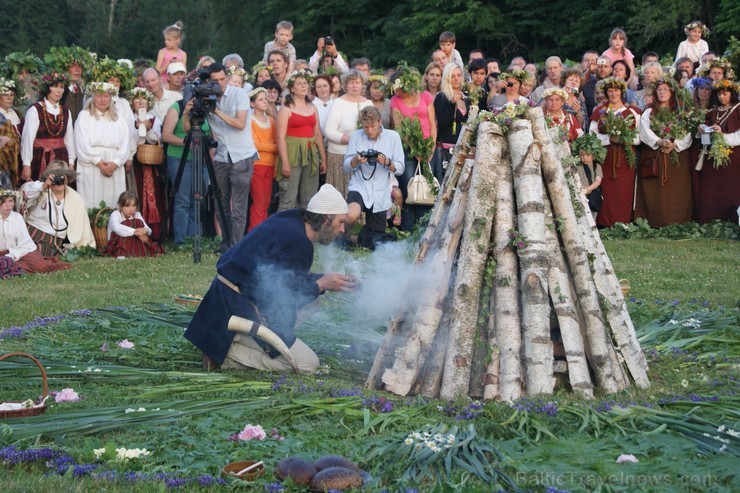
[
  {"left": 343, "top": 107, "right": 404, "bottom": 248},
  {"left": 309, "top": 37, "right": 348, "bottom": 74},
  {"left": 183, "top": 63, "right": 257, "bottom": 251}
]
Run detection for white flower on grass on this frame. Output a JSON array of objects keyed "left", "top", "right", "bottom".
[
  {"left": 115, "top": 447, "right": 151, "bottom": 461},
  {"left": 668, "top": 319, "right": 678, "bottom": 325},
  {"left": 93, "top": 448, "right": 106, "bottom": 460},
  {"left": 681, "top": 379, "right": 689, "bottom": 388},
  {"left": 404, "top": 438, "right": 413, "bottom": 445},
  {"left": 682, "top": 318, "right": 701, "bottom": 328},
  {"left": 616, "top": 454, "right": 639, "bottom": 464}
]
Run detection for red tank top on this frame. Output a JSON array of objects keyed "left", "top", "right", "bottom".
[{"left": 286, "top": 111, "right": 316, "bottom": 138}]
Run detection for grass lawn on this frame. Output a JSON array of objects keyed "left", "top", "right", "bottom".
[{"left": 0, "top": 237, "right": 738, "bottom": 492}]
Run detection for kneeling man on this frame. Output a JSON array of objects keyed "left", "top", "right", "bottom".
[{"left": 184, "top": 184, "right": 355, "bottom": 374}]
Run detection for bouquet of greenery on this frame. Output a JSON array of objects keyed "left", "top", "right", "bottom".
[
  {"left": 465, "top": 83, "right": 484, "bottom": 106},
  {"left": 649, "top": 107, "right": 689, "bottom": 163},
  {"left": 600, "top": 108, "right": 638, "bottom": 167},
  {"left": 708, "top": 132, "right": 732, "bottom": 168},
  {"left": 478, "top": 99, "right": 532, "bottom": 133},
  {"left": 398, "top": 116, "right": 437, "bottom": 194}
]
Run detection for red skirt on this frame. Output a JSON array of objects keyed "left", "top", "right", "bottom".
[
  {"left": 596, "top": 144, "right": 636, "bottom": 228},
  {"left": 102, "top": 218, "right": 164, "bottom": 257},
  {"left": 16, "top": 250, "right": 71, "bottom": 273}
]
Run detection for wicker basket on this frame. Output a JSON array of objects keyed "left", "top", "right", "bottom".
[
  {"left": 137, "top": 142, "right": 165, "bottom": 165},
  {"left": 0, "top": 352, "right": 48, "bottom": 419},
  {"left": 92, "top": 207, "right": 113, "bottom": 250}
]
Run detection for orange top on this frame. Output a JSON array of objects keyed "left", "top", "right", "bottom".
[{"left": 251, "top": 116, "right": 277, "bottom": 167}]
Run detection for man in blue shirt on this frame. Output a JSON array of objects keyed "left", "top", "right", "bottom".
[
  {"left": 185, "top": 63, "right": 258, "bottom": 251},
  {"left": 343, "top": 106, "right": 404, "bottom": 248}
]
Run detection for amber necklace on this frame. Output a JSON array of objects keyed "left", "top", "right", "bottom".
[{"left": 42, "top": 99, "right": 65, "bottom": 137}]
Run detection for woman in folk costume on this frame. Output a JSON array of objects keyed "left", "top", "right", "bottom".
[
  {"left": 19, "top": 71, "right": 76, "bottom": 182},
  {"left": 74, "top": 81, "right": 130, "bottom": 208},
  {"left": 19, "top": 160, "right": 95, "bottom": 256},
  {"left": 589, "top": 77, "right": 641, "bottom": 227},
  {"left": 0, "top": 78, "right": 21, "bottom": 188}
]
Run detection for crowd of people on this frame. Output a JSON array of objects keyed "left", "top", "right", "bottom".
[{"left": 1, "top": 19, "right": 738, "bottom": 280}]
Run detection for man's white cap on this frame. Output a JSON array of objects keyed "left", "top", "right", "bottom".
[
  {"left": 306, "top": 184, "right": 348, "bottom": 215},
  {"left": 167, "top": 62, "right": 187, "bottom": 74}
]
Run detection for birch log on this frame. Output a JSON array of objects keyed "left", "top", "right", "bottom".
[
  {"left": 487, "top": 144, "right": 521, "bottom": 401},
  {"left": 528, "top": 108, "right": 622, "bottom": 394},
  {"left": 381, "top": 160, "right": 475, "bottom": 396},
  {"left": 440, "top": 122, "right": 501, "bottom": 400},
  {"left": 506, "top": 118, "right": 553, "bottom": 395},
  {"left": 418, "top": 160, "right": 476, "bottom": 398},
  {"left": 562, "top": 156, "right": 649, "bottom": 388}
]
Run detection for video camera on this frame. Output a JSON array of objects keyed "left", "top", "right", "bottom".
[{"left": 183, "top": 69, "right": 223, "bottom": 122}]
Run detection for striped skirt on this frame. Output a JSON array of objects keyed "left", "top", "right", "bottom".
[{"left": 28, "top": 224, "right": 66, "bottom": 257}]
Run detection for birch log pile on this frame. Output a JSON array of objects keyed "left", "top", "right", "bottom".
[{"left": 366, "top": 105, "right": 650, "bottom": 400}]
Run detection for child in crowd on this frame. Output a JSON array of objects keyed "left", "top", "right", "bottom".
[
  {"left": 260, "top": 79, "right": 282, "bottom": 119},
  {"left": 602, "top": 28, "right": 635, "bottom": 85},
  {"left": 103, "top": 191, "right": 163, "bottom": 257},
  {"left": 572, "top": 134, "right": 605, "bottom": 219},
  {"left": 676, "top": 20, "right": 710, "bottom": 64},
  {"left": 227, "top": 66, "right": 248, "bottom": 88},
  {"left": 438, "top": 31, "right": 465, "bottom": 71},
  {"left": 248, "top": 88, "right": 277, "bottom": 232},
  {"left": 263, "top": 20, "right": 296, "bottom": 74},
  {"left": 156, "top": 21, "right": 187, "bottom": 86}
]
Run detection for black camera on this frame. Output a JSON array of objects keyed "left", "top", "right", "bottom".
[
  {"left": 358, "top": 149, "right": 380, "bottom": 166},
  {"left": 324, "top": 36, "right": 334, "bottom": 46},
  {"left": 183, "top": 69, "right": 223, "bottom": 121},
  {"left": 51, "top": 175, "right": 66, "bottom": 186}
]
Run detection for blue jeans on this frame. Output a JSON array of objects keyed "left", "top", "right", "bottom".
[{"left": 167, "top": 155, "right": 209, "bottom": 245}]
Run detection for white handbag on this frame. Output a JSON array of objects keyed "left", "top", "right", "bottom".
[{"left": 406, "top": 162, "right": 438, "bottom": 205}]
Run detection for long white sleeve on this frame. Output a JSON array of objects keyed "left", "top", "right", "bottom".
[
  {"left": 74, "top": 111, "right": 103, "bottom": 166},
  {"left": 63, "top": 109, "right": 75, "bottom": 163},
  {"left": 589, "top": 119, "right": 610, "bottom": 146},
  {"left": 20, "top": 105, "right": 40, "bottom": 167},
  {"left": 639, "top": 109, "right": 692, "bottom": 151},
  {"left": 107, "top": 210, "right": 151, "bottom": 239},
  {"left": 0, "top": 211, "right": 37, "bottom": 261}
]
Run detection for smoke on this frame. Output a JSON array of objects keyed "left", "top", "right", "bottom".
[{"left": 312, "top": 239, "right": 452, "bottom": 345}]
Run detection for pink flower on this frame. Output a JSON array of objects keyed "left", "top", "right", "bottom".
[
  {"left": 55, "top": 388, "right": 80, "bottom": 403},
  {"left": 616, "top": 454, "right": 639, "bottom": 464},
  {"left": 117, "top": 339, "right": 135, "bottom": 349},
  {"left": 100, "top": 343, "right": 108, "bottom": 352},
  {"left": 237, "top": 424, "right": 266, "bottom": 441}
]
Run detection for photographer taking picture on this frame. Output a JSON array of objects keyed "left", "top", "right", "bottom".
[
  {"left": 343, "top": 106, "right": 404, "bottom": 249},
  {"left": 309, "top": 37, "right": 348, "bottom": 74},
  {"left": 183, "top": 63, "right": 257, "bottom": 251}
]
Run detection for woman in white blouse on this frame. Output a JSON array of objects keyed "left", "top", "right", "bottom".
[
  {"left": 323, "top": 69, "right": 372, "bottom": 198},
  {"left": 74, "top": 82, "right": 130, "bottom": 208}
]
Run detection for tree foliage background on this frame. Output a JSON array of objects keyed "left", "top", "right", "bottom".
[{"left": 0, "top": 0, "right": 737, "bottom": 69}]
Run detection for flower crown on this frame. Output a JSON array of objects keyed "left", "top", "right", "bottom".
[
  {"left": 368, "top": 74, "right": 388, "bottom": 90},
  {"left": 697, "top": 58, "right": 736, "bottom": 81},
  {"left": 43, "top": 45, "right": 95, "bottom": 72},
  {"left": 89, "top": 57, "right": 136, "bottom": 91},
  {"left": 571, "top": 133, "right": 607, "bottom": 165},
  {"left": 499, "top": 69, "right": 532, "bottom": 83},
  {"left": 1, "top": 50, "right": 44, "bottom": 75},
  {"left": 391, "top": 64, "right": 423, "bottom": 94},
  {"left": 248, "top": 87, "right": 267, "bottom": 100},
  {"left": 542, "top": 87, "right": 570, "bottom": 101},
  {"left": 599, "top": 77, "right": 627, "bottom": 92},
  {"left": 127, "top": 87, "right": 154, "bottom": 106},
  {"left": 684, "top": 21, "right": 710, "bottom": 36},
  {"left": 0, "top": 77, "right": 16, "bottom": 94},
  {"left": 713, "top": 79, "right": 738, "bottom": 93},
  {"left": 227, "top": 66, "right": 247, "bottom": 79},
  {"left": 251, "top": 61, "right": 273, "bottom": 80},
  {"left": 0, "top": 189, "right": 18, "bottom": 201},
  {"left": 286, "top": 69, "right": 314, "bottom": 89},
  {"left": 648, "top": 76, "right": 678, "bottom": 94},
  {"left": 693, "top": 77, "right": 713, "bottom": 89},
  {"left": 87, "top": 81, "right": 119, "bottom": 95},
  {"left": 40, "top": 71, "right": 70, "bottom": 89}
]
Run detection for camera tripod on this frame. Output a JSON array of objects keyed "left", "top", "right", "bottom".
[{"left": 172, "top": 118, "right": 230, "bottom": 263}]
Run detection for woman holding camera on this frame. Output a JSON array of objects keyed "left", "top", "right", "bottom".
[
  {"left": 561, "top": 68, "right": 587, "bottom": 128},
  {"left": 19, "top": 160, "right": 95, "bottom": 256},
  {"left": 487, "top": 69, "right": 532, "bottom": 109}
]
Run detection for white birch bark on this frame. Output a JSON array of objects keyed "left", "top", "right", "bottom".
[
  {"left": 440, "top": 122, "right": 501, "bottom": 400},
  {"left": 506, "top": 118, "right": 553, "bottom": 395}
]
